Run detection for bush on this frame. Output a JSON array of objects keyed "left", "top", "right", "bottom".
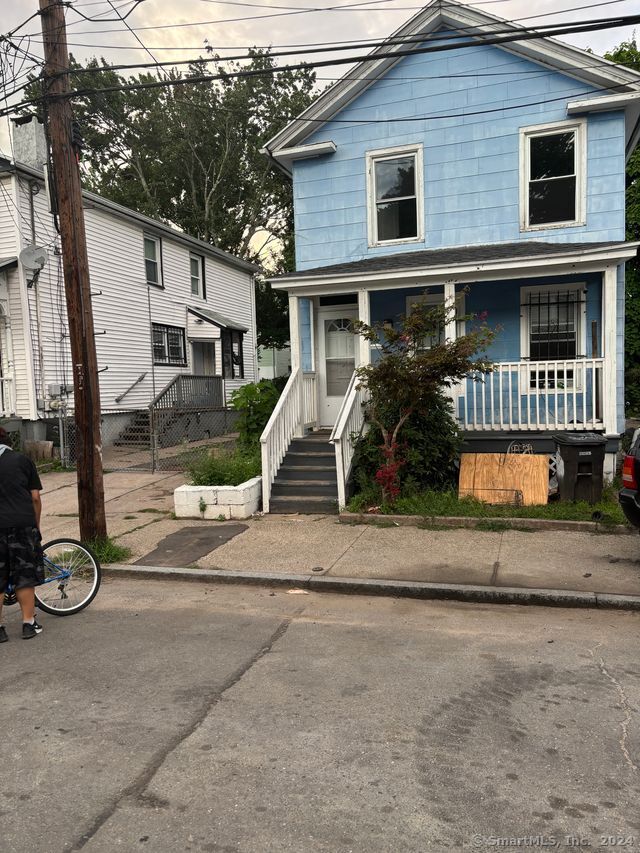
[
  {"left": 188, "top": 448, "right": 261, "bottom": 487},
  {"left": 229, "top": 380, "right": 281, "bottom": 449},
  {"left": 352, "top": 390, "right": 462, "bottom": 502}
]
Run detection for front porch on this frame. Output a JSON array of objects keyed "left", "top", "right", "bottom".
[{"left": 261, "top": 241, "right": 636, "bottom": 511}]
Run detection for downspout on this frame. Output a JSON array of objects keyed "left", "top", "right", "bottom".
[{"left": 28, "top": 180, "right": 47, "bottom": 405}]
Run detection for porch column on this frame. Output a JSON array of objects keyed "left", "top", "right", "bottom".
[
  {"left": 357, "top": 288, "right": 370, "bottom": 366},
  {"left": 288, "top": 294, "right": 305, "bottom": 437},
  {"left": 602, "top": 265, "right": 618, "bottom": 435},
  {"left": 444, "top": 281, "right": 457, "bottom": 342},
  {"left": 443, "top": 281, "right": 460, "bottom": 418}
]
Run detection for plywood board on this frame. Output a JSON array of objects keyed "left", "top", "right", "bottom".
[{"left": 459, "top": 453, "right": 548, "bottom": 506}]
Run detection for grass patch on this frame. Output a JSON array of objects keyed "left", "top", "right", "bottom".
[
  {"left": 86, "top": 537, "right": 132, "bottom": 565},
  {"left": 348, "top": 485, "right": 626, "bottom": 526},
  {"left": 188, "top": 448, "right": 260, "bottom": 487},
  {"left": 138, "top": 507, "right": 166, "bottom": 514}
]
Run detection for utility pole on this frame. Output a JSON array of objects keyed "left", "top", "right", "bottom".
[{"left": 38, "top": 0, "right": 107, "bottom": 541}]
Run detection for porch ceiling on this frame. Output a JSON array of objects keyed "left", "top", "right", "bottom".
[{"left": 270, "top": 240, "right": 639, "bottom": 292}]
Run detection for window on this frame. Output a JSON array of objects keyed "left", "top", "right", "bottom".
[
  {"left": 222, "top": 329, "right": 244, "bottom": 379},
  {"left": 367, "top": 146, "right": 423, "bottom": 246},
  {"left": 521, "top": 121, "right": 585, "bottom": 230},
  {"left": 190, "top": 254, "right": 205, "bottom": 298},
  {"left": 144, "top": 235, "right": 162, "bottom": 287},
  {"left": 520, "top": 285, "right": 586, "bottom": 387},
  {"left": 151, "top": 323, "right": 187, "bottom": 366}
]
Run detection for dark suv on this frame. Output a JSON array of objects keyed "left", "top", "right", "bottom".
[{"left": 620, "top": 429, "right": 640, "bottom": 529}]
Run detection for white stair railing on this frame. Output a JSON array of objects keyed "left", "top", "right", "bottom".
[
  {"left": 260, "top": 368, "right": 302, "bottom": 513},
  {"left": 330, "top": 372, "right": 369, "bottom": 510},
  {"left": 0, "top": 375, "right": 15, "bottom": 417}
]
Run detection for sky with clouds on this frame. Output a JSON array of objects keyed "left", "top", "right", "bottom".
[{"left": 1, "top": 0, "right": 638, "bottom": 155}]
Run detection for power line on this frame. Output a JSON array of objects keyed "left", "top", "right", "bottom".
[{"left": 1, "top": 11, "right": 638, "bottom": 118}]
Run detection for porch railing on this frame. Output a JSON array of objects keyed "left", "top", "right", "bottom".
[
  {"left": 330, "top": 372, "right": 369, "bottom": 509},
  {"left": 261, "top": 368, "right": 302, "bottom": 513},
  {"left": 149, "top": 374, "right": 224, "bottom": 412},
  {"left": 0, "top": 375, "right": 14, "bottom": 417},
  {"left": 460, "top": 358, "right": 605, "bottom": 431}
]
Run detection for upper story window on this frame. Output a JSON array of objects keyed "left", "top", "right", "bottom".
[
  {"left": 152, "top": 323, "right": 187, "bottom": 366},
  {"left": 520, "top": 120, "right": 586, "bottom": 231},
  {"left": 144, "top": 235, "right": 162, "bottom": 287},
  {"left": 367, "top": 145, "right": 423, "bottom": 246},
  {"left": 190, "top": 254, "right": 205, "bottom": 298}
]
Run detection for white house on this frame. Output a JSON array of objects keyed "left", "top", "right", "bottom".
[{"left": 0, "top": 118, "right": 258, "bottom": 448}]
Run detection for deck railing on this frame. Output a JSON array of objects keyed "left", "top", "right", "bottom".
[
  {"left": 460, "top": 358, "right": 605, "bottom": 431},
  {"left": 261, "top": 368, "right": 302, "bottom": 513},
  {"left": 149, "top": 374, "right": 224, "bottom": 412},
  {"left": 330, "top": 372, "right": 369, "bottom": 509},
  {"left": 0, "top": 375, "right": 14, "bottom": 417},
  {"left": 302, "top": 371, "right": 317, "bottom": 428}
]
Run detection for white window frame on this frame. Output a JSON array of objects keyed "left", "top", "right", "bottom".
[
  {"left": 367, "top": 144, "right": 424, "bottom": 248},
  {"left": 519, "top": 118, "right": 586, "bottom": 232},
  {"left": 405, "top": 291, "right": 466, "bottom": 343},
  {"left": 144, "top": 234, "right": 163, "bottom": 288},
  {"left": 190, "top": 253, "right": 205, "bottom": 299}
]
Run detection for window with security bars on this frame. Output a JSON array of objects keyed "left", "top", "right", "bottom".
[
  {"left": 522, "top": 288, "right": 584, "bottom": 390},
  {"left": 152, "top": 323, "right": 187, "bottom": 366}
]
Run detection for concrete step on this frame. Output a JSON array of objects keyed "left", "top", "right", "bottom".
[
  {"left": 271, "top": 482, "right": 338, "bottom": 497},
  {"left": 269, "top": 496, "right": 338, "bottom": 514},
  {"left": 278, "top": 465, "right": 337, "bottom": 480}
]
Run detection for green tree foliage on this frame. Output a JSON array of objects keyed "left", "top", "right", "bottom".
[
  {"left": 352, "top": 297, "right": 495, "bottom": 502},
  {"left": 229, "top": 379, "right": 281, "bottom": 449},
  {"left": 27, "top": 51, "right": 316, "bottom": 348},
  {"left": 604, "top": 39, "right": 640, "bottom": 415}
]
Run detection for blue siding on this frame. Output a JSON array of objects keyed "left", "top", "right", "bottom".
[
  {"left": 293, "top": 33, "right": 626, "bottom": 270},
  {"left": 369, "top": 273, "right": 603, "bottom": 363}
]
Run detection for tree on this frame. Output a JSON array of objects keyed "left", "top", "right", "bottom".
[
  {"left": 604, "top": 39, "right": 640, "bottom": 415},
  {"left": 353, "top": 298, "right": 494, "bottom": 502},
  {"left": 26, "top": 51, "right": 316, "bottom": 347}
]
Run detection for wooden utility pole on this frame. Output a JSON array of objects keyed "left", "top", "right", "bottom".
[{"left": 39, "top": 0, "right": 107, "bottom": 541}]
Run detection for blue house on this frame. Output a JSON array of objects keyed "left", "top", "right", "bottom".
[{"left": 260, "top": 0, "right": 640, "bottom": 512}]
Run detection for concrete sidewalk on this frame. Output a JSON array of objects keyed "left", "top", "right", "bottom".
[{"left": 38, "top": 470, "right": 640, "bottom": 600}]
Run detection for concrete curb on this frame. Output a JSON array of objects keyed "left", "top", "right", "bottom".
[
  {"left": 338, "top": 512, "right": 634, "bottom": 534},
  {"left": 104, "top": 564, "right": 640, "bottom": 611}
]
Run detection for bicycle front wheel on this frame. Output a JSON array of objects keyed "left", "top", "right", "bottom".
[{"left": 36, "top": 539, "right": 101, "bottom": 616}]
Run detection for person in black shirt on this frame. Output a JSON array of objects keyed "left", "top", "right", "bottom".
[{"left": 0, "top": 426, "right": 45, "bottom": 641}]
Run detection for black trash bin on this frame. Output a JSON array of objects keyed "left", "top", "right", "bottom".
[{"left": 553, "top": 433, "right": 607, "bottom": 504}]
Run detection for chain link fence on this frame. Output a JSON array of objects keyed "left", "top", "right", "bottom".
[{"left": 41, "top": 406, "right": 239, "bottom": 473}]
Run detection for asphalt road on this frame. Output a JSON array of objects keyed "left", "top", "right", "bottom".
[{"left": 1, "top": 578, "right": 639, "bottom": 853}]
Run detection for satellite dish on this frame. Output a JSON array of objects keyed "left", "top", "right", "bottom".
[
  {"left": 19, "top": 245, "right": 48, "bottom": 285},
  {"left": 19, "top": 244, "right": 48, "bottom": 273}
]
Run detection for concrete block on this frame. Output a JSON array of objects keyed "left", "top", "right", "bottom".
[{"left": 174, "top": 478, "right": 262, "bottom": 521}]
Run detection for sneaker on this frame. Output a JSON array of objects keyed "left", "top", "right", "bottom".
[
  {"left": 0, "top": 626, "right": 8, "bottom": 643},
  {"left": 22, "top": 619, "right": 43, "bottom": 640}
]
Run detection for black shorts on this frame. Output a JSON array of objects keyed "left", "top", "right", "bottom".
[{"left": 0, "top": 527, "right": 45, "bottom": 593}]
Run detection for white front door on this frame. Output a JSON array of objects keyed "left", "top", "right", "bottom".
[{"left": 317, "top": 307, "right": 357, "bottom": 427}]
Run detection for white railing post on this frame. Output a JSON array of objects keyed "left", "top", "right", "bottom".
[{"left": 330, "top": 372, "right": 369, "bottom": 510}]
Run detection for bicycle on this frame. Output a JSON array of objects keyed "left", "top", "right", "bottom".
[{"left": 3, "top": 538, "right": 101, "bottom": 616}]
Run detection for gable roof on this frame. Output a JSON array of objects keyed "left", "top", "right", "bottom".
[{"left": 264, "top": 0, "right": 640, "bottom": 171}]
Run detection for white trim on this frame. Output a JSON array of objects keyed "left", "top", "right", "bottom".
[
  {"left": 269, "top": 242, "right": 640, "bottom": 292},
  {"left": 261, "top": 141, "right": 336, "bottom": 173},
  {"left": 519, "top": 118, "right": 586, "bottom": 232},
  {"left": 519, "top": 281, "right": 587, "bottom": 361},
  {"left": 602, "top": 265, "right": 618, "bottom": 434},
  {"left": 189, "top": 252, "right": 204, "bottom": 299},
  {"left": 567, "top": 92, "right": 640, "bottom": 114},
  {"left": 366, "top": 144, "right": 424, "bottom": 247}
]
